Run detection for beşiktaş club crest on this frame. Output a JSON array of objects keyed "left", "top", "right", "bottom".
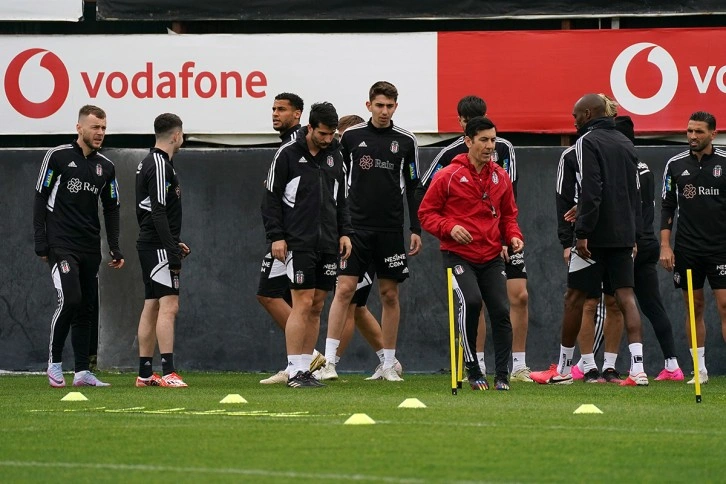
[
  {"left": 340, "top": 259, "right": 347, "bottom": 270},
  {"left": 327, "top": 155, "right": 334, "bottom": 167},
  {"left": 96, "top": 164, "right": 103, "bottom": 176},
  {"left": 295, "top": 270, "right": 305, "bottom": 284},
  {"left": 492, "top": 172, "right": 499, "bottom": 184},
  {"left": 453, "top": 265, "right": 464, "bottom": 275},
  {"left": 173, "top": 275, "right": 180, "bottom": 290},
  {"left": 714, "top": 165, "right": 722, "bottom": 178},
  {"left": 390, "top": 141, "right": 399, "bottom": 153},
  {"left": 60, "top": 260, "right": 70, "bottom": 274}
]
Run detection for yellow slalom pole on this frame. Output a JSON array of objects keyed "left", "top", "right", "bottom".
[
  {"left": 457, "top": 334, "right": 464, "bottom": 387},
  {"left": 686, "top": 269, "right": 702, "bottom": 403},
  {"left": 447, "top": 268, "right": 457, "bottom": 395}
]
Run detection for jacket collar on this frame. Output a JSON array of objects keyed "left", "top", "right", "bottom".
[
  {"left": 577, "top": 116, "right": 615, "bottom": 137},
  {"left": 71, "top": 139, "right": 98, "bottom": 158},
  {"left": 367, "top": 119, "right": 395, "bottom": 134}
]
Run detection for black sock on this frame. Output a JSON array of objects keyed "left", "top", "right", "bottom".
[
  {"left": 161, "top": 353, "right": 175, "bottom": 376},
  {"left": 139, "top": 357, "right": 153, "bottom": 378}
]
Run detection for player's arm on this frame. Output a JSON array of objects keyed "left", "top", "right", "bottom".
[
  {"left": 335, "top": 159, "right": 354, "bottom": 259},
  {"left": 498, "top": 175, "right": 524, "bottom": 252},
  {"left": 404, "top": 136, "right": 423, "bottom": 255},
  {"left": 555, "top": 150, "right": 577, "bottom": 249},
  {"left": 659, "top": 161, "right": 678, "bottom": 270},
  {"left": 261, "top": 148, "right": 289, "bottom": 261},
  {"left": 574, "top": 140, "right": 602, "bottom": 242},
  {"left": 100, "top": 164, "right": 123, "bottom": 267},
  {"left": 33, "top": 150, "right": 60, "bottom": 258},
  {"left": 147, "top": 160, "right": 182, "bottom": 271}
]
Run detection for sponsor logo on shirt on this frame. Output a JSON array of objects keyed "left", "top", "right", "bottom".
[
  {"left": 67, "top": 161, "right": 77, "bottom": 168},
  {"left": 359, "top": 155, "right": 374, "bottom": 170},
  {"left": 683, "top": 183, "right": 720, "bottom": 198},
  {"left": 109, "top": 179, "right": 118, "bottom": 199},
  {"left": 358, "top": 141, "right": 367, "bottom": 147},
  {"left": 460, "top": 176, "right": 469, "bottom": 183},
  {"left": 409, "top": 162, "right": 417, "bottom": 179},
  {"left": 665, "top": 175, "right": 672, "bottom": 191},
  {"left": 67, "top": 178, "right": 82, "bottom": 193},
  {"left": 298, "top": 157, "right": 307, "bottom": 163},
  {"left": 681, "top": 169, "right": 691, "bottom": 176}
]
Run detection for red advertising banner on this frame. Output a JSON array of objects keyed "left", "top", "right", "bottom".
[{"left": 438, "top": 29, "right": 726, "bottom": 134}]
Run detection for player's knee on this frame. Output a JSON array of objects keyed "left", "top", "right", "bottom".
[
  {"left": 379, "top": 287, "right": 399, "bottom": 307},
  {"left": 158, "top": 297, "right": 179, "bottom": 317},
  {"left": 511, "top": 289, "right": 528, "bottom": 308},
  {"left": 563, "top": 289, "right": 585, "bottom": 311}
]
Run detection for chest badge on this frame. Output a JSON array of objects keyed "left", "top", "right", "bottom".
[
  {"left": 714, "top": 165, "right": 722, "bottom": 178},
  {"left": 327, "top": 155, "right": 334, "bottom": 167},
  {"left": 390, "top": 141, "right": 399, "bottom": 153},
  {"left": 492, "top": 172, "right": 499, "bottom": 184},
  {"left": 96, "top": 164, "right": 103, "bottom": 176}
]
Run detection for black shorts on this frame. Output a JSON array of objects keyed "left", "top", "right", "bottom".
[
  {"left": 352, "top": 271, "right": 375, "bottom": 307},
  {"left": 256, "top": 247, "right": 291, "bottom": 299},
  {"left": 286, "top": 250, "right": 337, "bottom": 291},
  {"left": 673, "top": 249, "right": 726, "bottom": 290},
  {"left": 567, "top": 246, "right": 634, "bottom": 295},
  {"left": 505, "top": 250, "right": 527, "bottom": 280},
  {"left": 339, "top": 229, "right": 409, "bottom": 282},
  {"left": 139, "top": 249, "right": 180, "bottom": 300}
]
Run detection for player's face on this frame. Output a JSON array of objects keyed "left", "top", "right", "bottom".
[
  {"left": 687, "top": 120, "right": 716, "bottom": 153},
  {"left": 272, "top": 100, "right": 300, "bottom": 133},
  {"left": 366, "top": 95, "right": 397, "bottom": 129},
  {"left": 77, "top": 114, "right": 106, "bottom": 151},
  {"left": 172, "top": 128, "right": 185, "bottom": 154},
  {"left": 572, "top": 104, "right": 589, "bottom": 130},
  {"left": 465, "top": 128, "right": 496, "bottom": 165},
  {"left": 309, "top": 124, "right": 336, "bottom": 151}
]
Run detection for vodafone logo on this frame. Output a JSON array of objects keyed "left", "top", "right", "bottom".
[
  {"left": 610, "top": 43, "right": 678, "bottom": 116},
  {"left": 4, "top": 48, "right": 70, "bottom": 119}
]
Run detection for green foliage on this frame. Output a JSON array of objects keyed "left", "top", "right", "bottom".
[{"left": 0, "top": 373, "right": 724, "bottom": 483}]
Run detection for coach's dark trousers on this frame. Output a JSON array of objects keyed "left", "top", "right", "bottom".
[{"left": 443, "top": 251, "right": 512, "bottom": 379}]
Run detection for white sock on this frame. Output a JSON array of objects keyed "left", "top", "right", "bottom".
[
  {"left": 581, "top": 353, "right": 597, "bottom": 372},
  {"left": 603, "top": 352, "right": 618, "bottom": 370},
  {"left": 557, "top": 345, "right": 575, "bottom": 376},
  {"left": 325, "top": 338, "right": 340, "bottom": 364},
  {"left": 690, "top": 347, "right": 706, "bottom": 374},
  {"left": 376, "top": 349, "right": 385, "bottom": 363},
  {"left": 301, "top": 354, "right": 313, "bottom": 372},
  {"left": 575, "top": 358, "right": 584, "bottom": 372},
  {"left": 335, "top": 356, "right": 341, "bottom": 364},
  {"left": 629, "top": 343, "right": 644, "bottom": 375},
  {"left": 287, "top": 355, "right": 300, "bottom": 377},
  {"left": 383, "top": 349, "right": 396, "bottom": 369},
  {"left": 511, "top": 352, "right": 526, "bottom": 372},
  {"left": 476, "top": 351, "right": 486, "bottom": 374},
  {"left": 665, "top": 357, "right": 679, "bottom": 371}
]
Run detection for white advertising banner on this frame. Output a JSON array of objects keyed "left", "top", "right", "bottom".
[
  {"left": 0, "top": 34, "right": 437, "bottom": 135},
  {"left": 0, "top": 0, "right": 83, "bottom": 21}
]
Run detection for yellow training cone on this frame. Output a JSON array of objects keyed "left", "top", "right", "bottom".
[
  {"left": 398, "top": 398, "right": 427, "bottom": 408},
  {"left": 573, "top": 404, "right": 603, "bottom": 414},
  {"left": 61, "top": 392, "right": 88, "bottom": 401},
  {"left": 344, "top": 413, "right": 376, "bottom": 425},
  {"left": 219, "top": 394, "right": 248, "bottom": 404}
]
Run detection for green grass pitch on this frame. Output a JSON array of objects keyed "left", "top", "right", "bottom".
[{"left": 1, "top": 372, "right": 724, "bottom": 483}]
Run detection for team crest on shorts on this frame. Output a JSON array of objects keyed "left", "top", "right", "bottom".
[
  {"left": 492, "top": 172, "right": 499, "bottom": 184},
  {"left": 327, "top": 155, "right": 334, "bottom": 167},
  {"left": 172, "top": 275, "right": 180, "bottom": 289},
  {"left": 453, "top": 265, "right": 464, "bottom": 275},
  {"left": 59, "top": 260, "right": 70, "bottom": 274},
  {"left": 175, "top": 185, "right": 181, "bottom": 198},
  {"left": 295, "top": 270, "right": 305, "bottom": 284},
  {"left": 714, "top": 165, "right": 722, "bottom": 177},
  {"left": 390, "top": 141, "right": 399, "bottom": 153},
  {"left": 96, "top": 164, "right": 103, "bottom": 176},
  {"left": 674, "top": 272, "right": 681, "bottom": 284},
  {"left": 340, "top": 259, "right": 347, "bottom": 270}
]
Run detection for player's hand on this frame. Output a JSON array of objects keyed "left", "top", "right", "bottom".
[
  {"left": 179, "top": 242, "right": 191, "bottom": 259},
  {"left": 339, "top": 236, "right": 352, "bottom": 261},
  {"left": 510, "top": 237, "right": 524, "bottom": 253},
  {"left": 564, "top": 205, "right": 577, "bottom": 223},
  {"left": 563, "top": 247, "right": 571, "bottom": 266},
  {"left": 632, "top": 243, "right": 638, "bottom": 259},
  {"left": 575, "top": 238, "right": 590, "bottom": 259},
  {"left": 660, "top": 245, "right": 675, "bottom": 272},
  {"left": 39, "top": 256, "right": 48, "bottom": 262},
  {"left": 450, "top": 225, "right": 472, "bottom": 245},
  {"left": 108, "top": 249, "right": 125, "bottom": 269},
  {"left": 500, "top": 245, "right": 509, "bottom": 263},
  {"left": 271, "top": 240, "right": 287, "bottom": 263},
  {"left": 409, "top": 233, "right": 422, "bottom": 256}
]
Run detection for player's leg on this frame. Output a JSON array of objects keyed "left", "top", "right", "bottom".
[
  {"left": 506, "top": 261, "right": 530, "bottom": 381},
  {"left": 477, "top": 257, "right": 512, "bottom": 389},
  {"left": 601, "top": 294, "right": 624, "bottom": 382},
  {"left": 674, "top": 249, "right": 707, "bottom": 383}
]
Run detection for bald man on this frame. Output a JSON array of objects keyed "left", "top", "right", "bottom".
[{"left": 531, "top": 94, "right": 648, "bottom": 386}]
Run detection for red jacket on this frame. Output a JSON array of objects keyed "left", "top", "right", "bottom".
[{"left": 419, "top": 153, "right": 523, "bottom": 264}]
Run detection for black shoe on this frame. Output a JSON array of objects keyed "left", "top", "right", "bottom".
[
  {"left": 583, "top": 368, "right": 603, "bottom": 383},
  {"left": 466, "top": 364, "right": 488, "bottom": 390},
  {"left": 302, "top": 371, "right": 326, "bottom": 387},
  {"left": 601, "top": 368, "right": 623, "bottom": 384},
  {"left": 494, "top": 375, "right": 510, "bottom": 391},
  {"left": 287, "top": 371, "right": 323, "bottom": 388}
]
